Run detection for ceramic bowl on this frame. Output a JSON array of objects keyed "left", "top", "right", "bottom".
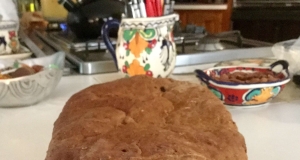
[
  {"left": 0, "top": 51, "right": 65, "bottom": 108},
  {"left": 195, "top": 60, "right": 290, "bottom": 107}
]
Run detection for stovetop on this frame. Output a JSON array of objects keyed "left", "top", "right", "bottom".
[{"left": 25, "top": 28, "right": 273, "bottom": 75}]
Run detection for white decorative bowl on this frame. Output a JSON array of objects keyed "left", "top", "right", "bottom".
[{"left": 0, "top": 51, "right": 65, "bottom": 108}]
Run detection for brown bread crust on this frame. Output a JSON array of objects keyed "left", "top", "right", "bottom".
[{"left": 46, "top": 76, "right": 247, "bottom": 160}]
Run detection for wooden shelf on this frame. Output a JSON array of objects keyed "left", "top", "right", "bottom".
[{"left": 174, "top": 4, "right": 227, "bottom": 10}]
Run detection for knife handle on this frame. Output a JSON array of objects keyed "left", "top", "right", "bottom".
[{"left": 145, "top": 0, "right": 155, "bottom": 17}]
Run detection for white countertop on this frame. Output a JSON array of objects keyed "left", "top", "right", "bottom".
[
  {"left": 1, "top": 65, "right": 300, "bottom": 160},
  {"left": 174, "top": 4, "right": 227, "bottom": 10}
]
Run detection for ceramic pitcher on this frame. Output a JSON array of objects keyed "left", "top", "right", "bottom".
[{"left": 102, "top": 14, "right": 179, "bottom": 78}]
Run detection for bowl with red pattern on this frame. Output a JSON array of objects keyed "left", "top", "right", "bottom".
[{"left": 195, "top": 60, "right": 290, "bottom": 107}]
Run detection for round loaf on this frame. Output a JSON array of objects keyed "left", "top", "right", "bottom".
[{"left": 46, "top": 76, "right": 247, "bottom": 160}]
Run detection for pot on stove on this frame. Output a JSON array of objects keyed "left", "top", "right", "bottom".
[{"left": 58, "top": 0, "right": 125, "bottom": 39}]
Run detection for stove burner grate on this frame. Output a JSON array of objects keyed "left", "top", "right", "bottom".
[{"left": 34, "top": 28, "right": 272, "bottom": 75}]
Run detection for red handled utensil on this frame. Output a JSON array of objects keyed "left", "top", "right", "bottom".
[
  {"left": 145, "top": 0, "right": 156, "bottom": 17},
  {"left": 155, "top": 0, "right": 162, "bottom": 16}
]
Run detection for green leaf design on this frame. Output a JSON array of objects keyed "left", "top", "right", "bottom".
[
  {"left": 145, "top": 48, "right": 152, "bottom": 55},
  {"left": 13, "top": 61, "right": 20, "bottom": 68},
  {"left": 139, "top": 29, "right": 155, "bottom": 39},
  {"left": 123, "top": 29, "right": 137, "bottom": 41},
  {"left": 125, "top": 74, "right": 130, "bottom": 78},
  {"left": 126, "top": 50, "right": 130, "bottom": 56},
  {"left": 167, "top": 25, "right": 172, "bottom": 32},
  {"left": 125, "top": 61, "right": 129, "bottom": 67},
  {"left": 144, "top": 64, "right": 150, "bottom": 71},
  {"left": 48, "top": 64, "right": 59, "bottom": 69}
]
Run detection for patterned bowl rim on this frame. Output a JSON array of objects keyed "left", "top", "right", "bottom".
[{"left": 195, "top": 65, "right": 291, "bottom": 89}]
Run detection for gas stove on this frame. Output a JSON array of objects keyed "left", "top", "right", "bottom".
[{"left": 22, "top": 25, "right": 274, "bottom": 75}]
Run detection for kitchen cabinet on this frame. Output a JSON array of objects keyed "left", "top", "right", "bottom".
[
  {"left": 233, "top": 20, "right": 300, "bottom": 43},
  {"left": 174, "top": 0, "right": 233, "bottom": 33},
  {"left": 232, "top": 7, "right": 300, "bottom": 43},
  {"left": 175, "top": 10, "right": 223, "bottom": 33}
]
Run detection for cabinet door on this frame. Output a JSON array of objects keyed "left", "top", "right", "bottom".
[
  {"left": 175, "top": 10, "right": 226, "bottom": 33},
  {"left": 279, "top": 21, "right": 300, "bottom": 41},
  {"left": 187, "top": 11, "right": 223, "bottom": 33},
  {"left": 233, "top": 20, "right": 278, "bottom": 43},
  {"left": 232, "top": 20, "right": 300, "bottom": 43}
]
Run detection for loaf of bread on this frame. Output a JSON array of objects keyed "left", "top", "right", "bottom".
[{"left": 46, "top": 76, "right": 247, "bottom": 160}]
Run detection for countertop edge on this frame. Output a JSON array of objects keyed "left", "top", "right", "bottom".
[{"left": 174, "top": 4, "right": 228, "bottom": 10}]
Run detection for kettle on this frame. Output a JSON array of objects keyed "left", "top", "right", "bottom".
[{"left": 58, "top": 0, "right": 125, "bottom": 39}]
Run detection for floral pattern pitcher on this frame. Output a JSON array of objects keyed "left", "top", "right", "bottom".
[{"left": 102, "top": 14, "right": 179, "bottom": 78}]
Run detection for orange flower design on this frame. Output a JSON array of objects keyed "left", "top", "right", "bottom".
[
  {"left": 127, "top": 59, "right": 145, "bottom": 76},
  {"left": 246, "top": 87, "right": 274, "bottom": 105},
  {"left": 128, "top": 32, "right": 148, "bottom": 58}
]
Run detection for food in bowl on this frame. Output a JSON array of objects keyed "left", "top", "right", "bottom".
[
  {"left": 0, "top": 51, "right": 65, "bottom": 108},
  {"left": 0, "top": 63, "right": 44, "bottom": 79},
  {"left": 0, "top": 74, "right": 10, "bottom": 79},
  {"left": 211, "top": 71, "right": 284, "bottom": 84},
  {"left": 195, "top": 60, "right": 290, "bottom": 107},
  {"left": 46, "top": 76, "right": 247, "bottom": 160}
]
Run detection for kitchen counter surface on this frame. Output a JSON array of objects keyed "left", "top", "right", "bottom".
[{"left": 1, "top": 66, "right": 300, "bottom": 160}]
